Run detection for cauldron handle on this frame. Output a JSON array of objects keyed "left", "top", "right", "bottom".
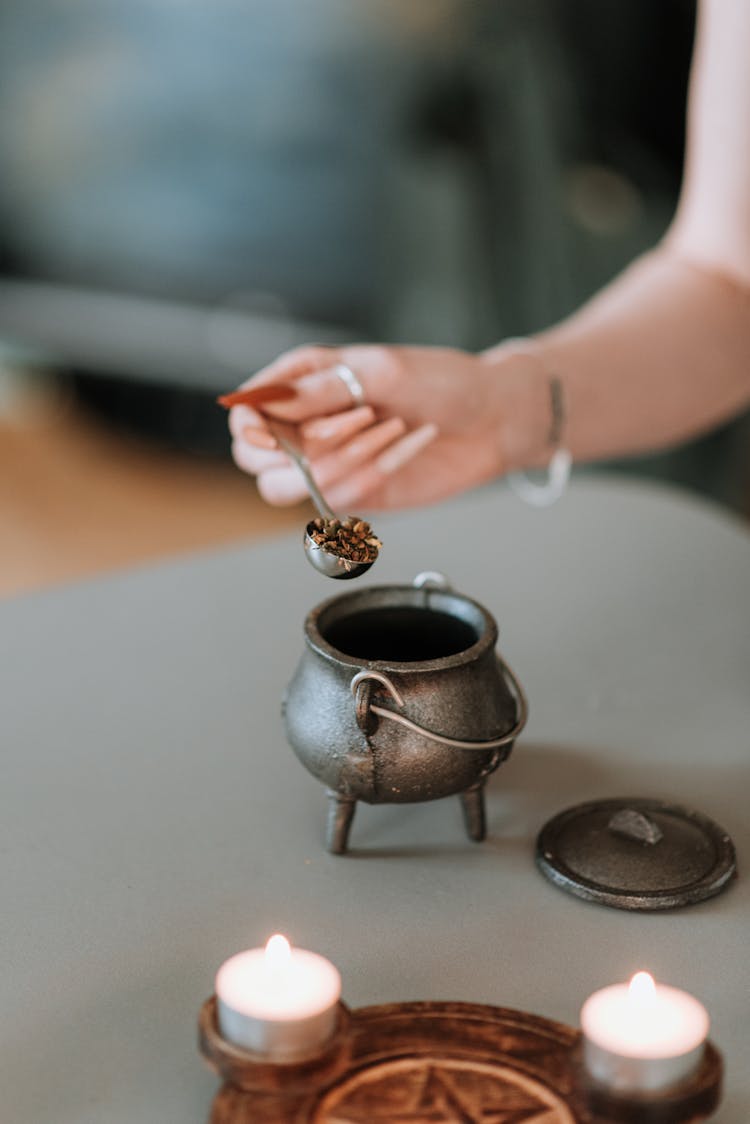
[
  {"left": 412, "top": 570, "right": 452, "bottom": 590},
  {"left": 350, "top": 662, "right": 528, "bottom": 752}
]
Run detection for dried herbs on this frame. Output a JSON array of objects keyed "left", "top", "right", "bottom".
[{"left": 308, "top": 517, "right": 382, "bottom": 568}]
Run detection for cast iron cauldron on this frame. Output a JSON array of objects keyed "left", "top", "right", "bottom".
[{"left": 282, "top": 573, "right": 527, "bottom": 852}]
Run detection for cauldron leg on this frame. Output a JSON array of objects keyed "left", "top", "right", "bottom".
[
  {"left": 460, "top": 784, "right": 486, "bottom": 842},
  {"left": 326, "top": 790, "right": 357, "bottom": 854}
]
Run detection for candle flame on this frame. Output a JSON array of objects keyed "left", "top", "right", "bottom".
[
  {"left": 628, "top": 971, "right": 656, "bottom": 1002},
  {"left": 264, "top": 933, "right": 292, "bottom": 972}
]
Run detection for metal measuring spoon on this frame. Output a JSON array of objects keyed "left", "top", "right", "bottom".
[{"left": 268, "top": 421, "right": 380, "bottom": 580}]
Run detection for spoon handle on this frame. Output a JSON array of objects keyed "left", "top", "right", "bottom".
[{"left": 266, "top": 421, "right": 337, "bottom": 522}]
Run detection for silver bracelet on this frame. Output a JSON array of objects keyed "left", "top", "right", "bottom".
[{"left": 503, "top": 338, "right": 572, "bottom": 508}]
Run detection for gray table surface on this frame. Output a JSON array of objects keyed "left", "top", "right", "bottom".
[{"left": 2, "top": 474, "right": 748, "bottom": 1123}]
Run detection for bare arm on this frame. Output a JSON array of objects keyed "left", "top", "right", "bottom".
[
  {"left": 484, "top": 0, "right": 750, "bottom": 467},
  {"left": 229, "top": 0, "right": 750, "bottom": 511}
]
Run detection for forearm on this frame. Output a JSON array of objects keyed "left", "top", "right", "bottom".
[
  {"left": 483, "top": 246, "right": 750, "bottom": 468},
  {"left": 483, "top": 0, "right": 750, "bottom": 473}
]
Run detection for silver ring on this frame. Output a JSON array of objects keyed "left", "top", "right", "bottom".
[{"left": 332, "top": 363, "right": 366, "bottom": 407}]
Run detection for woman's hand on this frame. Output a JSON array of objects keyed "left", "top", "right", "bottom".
[{"left": 226, "top": 343, "right": 549, "bottom": 511}]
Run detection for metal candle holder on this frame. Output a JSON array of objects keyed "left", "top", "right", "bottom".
[
  {"left": 282, "top": 574, "right": 528, "bottom": 853},
  {"left": 198, "top": 997, "right": 722, "bottom": 1123}
]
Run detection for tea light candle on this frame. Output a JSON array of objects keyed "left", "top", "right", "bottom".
[
  {"left": 216, "top": 934, "right": 342, "bottom": 1060},
  {"left": 581, "top": 972, "right": 709, "bottom": 1094}
]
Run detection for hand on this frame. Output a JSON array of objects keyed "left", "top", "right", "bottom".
[{"left": 226, "top": 343, "right": 549, "bottom": 511}]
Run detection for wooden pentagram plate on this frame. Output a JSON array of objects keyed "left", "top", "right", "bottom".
[
  {"left": 199, "top": 997, "right": 721, "bottom": 1123},
  {"left": 308, "top": 1001, "right": 585, "bottom": 1124}
]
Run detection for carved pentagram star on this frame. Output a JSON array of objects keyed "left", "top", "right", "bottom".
[{"left": 351, "top": 1064, "right": 562, "bottom": 1123}]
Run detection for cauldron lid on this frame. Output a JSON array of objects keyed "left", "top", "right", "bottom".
[{"left": 535, "top": 797, "right": 736, "bottom": 911}]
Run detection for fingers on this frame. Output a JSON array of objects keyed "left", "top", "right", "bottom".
[
  {"left": 234, "top": 417, "right": 439, "bottom": 510},
  {"left": 300, "top": 405, "right": 375, "bottom": 445},
  {"left": 225, "top": 366, "right": 361, "bottom": 438},
  {"left": 223, "top": 344, "right": 400, "bottom": 424},
  {"left": 260, "top": 366, "right": 368, "bottom": 421},
  {"left": 325, "top": 423, "right": 438, "bottom": 509},
  {"left": 229, "top": 395, "right": 375, "bottom": 459},
  {"left": 222, "top": 347, "right": 353, "bottom": 442},
  {"left": 232, "top": 346, "right": 358, "bottom": 418},
  {"left": 311, "top": 416, "right": 407, "bottom": 488},
  {"left": 373, "top": 422, "right": 440, "bottom": 475},
  {"left": 228, "top": 404, "right": 264, "bottom": 441},
  {"left": 256, "top": 464, "right": 312, "bottom": 506},
  {"left": 240, "top": 425, "right": 278, "bottom": 451},
  {"left": 233, "top": 416, "right": 409, "bottom": 494},
  {"left": 223, "top": 342, "right": 440, "bottom": 508},
  {"left": 231, "top": 437, "right": 289, "bottom": 476}
]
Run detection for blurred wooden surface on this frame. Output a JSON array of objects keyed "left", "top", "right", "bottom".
[{"left": 0, "top": 374, "right": 302, "bottom": 599}]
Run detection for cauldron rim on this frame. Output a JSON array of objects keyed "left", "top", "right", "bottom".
[{"left": 303, "top": 583, "right": 498, "bottom": 674}]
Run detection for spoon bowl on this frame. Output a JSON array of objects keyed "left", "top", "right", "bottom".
[
  {"left": 267, "top": 421, "right": 380, "bottom": 580},
  {"left": 304, "top": 521, "right": 376, "bottom": 580}
]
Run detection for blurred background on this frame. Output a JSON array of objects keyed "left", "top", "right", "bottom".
[{"left": 1, "top": 0, "right": 748, "bottom": 595}]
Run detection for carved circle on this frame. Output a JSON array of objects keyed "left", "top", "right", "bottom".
[{"left": 311, "top": 1055, "right": 576, "bottom": 1123}]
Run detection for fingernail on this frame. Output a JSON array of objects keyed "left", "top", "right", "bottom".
[
  {"left": 217, "top": 383, "right": 298, "bottom": 410},
  {"left": 242, "top": 425, "right": 278, "bottom": 450},
  {"left": 375, "top": 423, "right": 439, "bottom": 475}
]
